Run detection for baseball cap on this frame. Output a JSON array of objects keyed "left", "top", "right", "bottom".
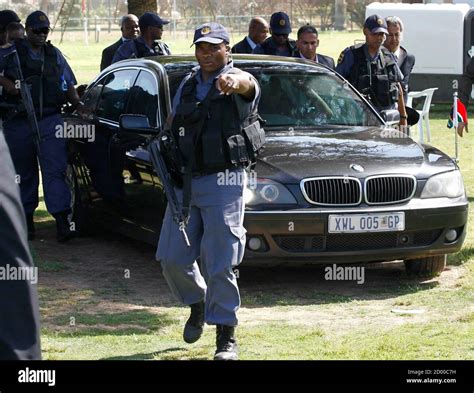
[
  {"left": 270, "top": 11, "right": 291, "bottom": 35},
  {"left": 192, "top": 23, "right": 230, "bottom": 46},
  {"left": 0, "top": 10, "right": 21, "bottom": 29},
  {"left": 25, "top": 11, "right": 50, "bottom": 29},
  {"left": 138, "top": 12, "right": 169, "bottom": 30},
  {"left": 364, "top": 14, "right": 388, "bottom": 34}
]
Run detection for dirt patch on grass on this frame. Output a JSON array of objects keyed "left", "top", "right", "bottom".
[{"left": 33, "top": 220, "right": 469, "bottom": 334}]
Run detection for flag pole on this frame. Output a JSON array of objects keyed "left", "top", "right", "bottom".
[{"left": 453, "top": 91, "right": 459, "bottom": 163}]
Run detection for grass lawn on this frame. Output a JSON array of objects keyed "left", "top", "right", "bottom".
[
  {"left": 35, "top": 115, "right": 474, "bottom": 361},
  {"left": 32, "top": 31, "right": 474, "bottom": 360}
]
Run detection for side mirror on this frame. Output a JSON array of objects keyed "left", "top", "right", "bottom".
[
  {"left": 119, "top": 114, "right": 159, "bottom": 134},
  {"left": 380, "top": 109, "right": 400, "bottom": 126}
]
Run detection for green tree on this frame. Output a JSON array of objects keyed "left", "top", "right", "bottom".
[{"left": 127, "top": 0, "right": 157, "bottom": 17}]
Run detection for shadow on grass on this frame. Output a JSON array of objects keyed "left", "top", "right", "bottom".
[
  {"left": 35, "top": 259, "right": 68, "bottom": 272},
  {"left": 47, "top": 309, "right": 178, "bottom": 337},
  {"left": 238, "top": 262, "right": 442, "bottom": 307},
  {"left": 33, "top": 209, "right": 471, "bottom": 309},
  {"left": 102, "top": 347, "right": 209, "bottom": 360}
]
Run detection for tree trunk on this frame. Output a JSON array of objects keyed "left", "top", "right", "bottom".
[
  {"left": 128, "top": 0, "right": 157, "bottom": 17},
  {"left": 334, "top": 0, "right": 346, "bottom": 31}
]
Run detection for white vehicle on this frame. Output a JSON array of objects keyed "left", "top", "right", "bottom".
[{"left": 366, "top": 2, "right": 473, "bottom": 102}]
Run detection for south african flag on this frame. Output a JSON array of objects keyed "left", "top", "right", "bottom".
[{"left": 448, "top": 99, "right": 468, "bottom": 131}]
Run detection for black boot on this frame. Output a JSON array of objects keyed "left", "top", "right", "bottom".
[
  {"left": 214, "top": 325, "right": 238, "bottom": 360},
  {"left": 183, "top": 301, "right": 205, "bottom": 344},
  {"left": 53, "top": 211, "right": 75, "bottom": 243},
  {"left": 26, "top": 213, "right": 35, "bottom": 240}
]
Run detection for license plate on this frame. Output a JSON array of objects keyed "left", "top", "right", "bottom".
[{"left": 328, "top": 212, "right": 405, "bottom": 233}]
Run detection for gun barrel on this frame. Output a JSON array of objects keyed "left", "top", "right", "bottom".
[
  {"left": 148, "top": 138, "right": 191, "bottom": 247},
  {"left": 5, "top": 50, "right": 42, "bottom": 154},
  {"left": 180, "top": 226, "right": 191, "bottom": 247}
]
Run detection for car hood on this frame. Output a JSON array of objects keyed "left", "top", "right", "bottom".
[{"left": 257, "top": 126, "right": 456, "bottom": 182}]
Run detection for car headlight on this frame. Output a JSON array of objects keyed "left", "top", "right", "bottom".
[
  {"left": 244, "top": 178, "right": 297, "bottom": 206},
  {"left": 421, "top": 170, "right": 465, "bottom": 199}
]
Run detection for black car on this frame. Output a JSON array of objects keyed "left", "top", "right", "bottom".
[{"left": 65, "top": 55, "right": 468, "bottom": 276}]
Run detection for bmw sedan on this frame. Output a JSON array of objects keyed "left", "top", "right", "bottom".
[{"left": 65, "top": 55, "right": 468, "bottom": 276}]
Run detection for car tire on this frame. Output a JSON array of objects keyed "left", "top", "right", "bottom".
[
  {"left": 404, "top": 255, "right": 447, "bottom": 277},
  {"left": 65, "top": 163, "right": 92, "bottom": 236}
]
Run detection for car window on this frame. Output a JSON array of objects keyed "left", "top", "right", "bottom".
[
  {"left": 82, "top": 78, "right": 105, "bottom": 112},
  {"left": 127, "top": 70, "right": 159, "bottom": 127},
  {"left": 95, "top": 69, "right": 139, "bottom": 122},
  {"left": 251, "top": 70, "right": 381, "bottom": 128}
]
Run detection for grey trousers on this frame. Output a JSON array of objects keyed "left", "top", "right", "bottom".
[{"left": 156, "top": 168, "right": 246, "bottom": 326}]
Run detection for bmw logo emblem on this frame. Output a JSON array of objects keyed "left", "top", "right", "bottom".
[{"left": 350, "top": 164, "right": 364, "bottom": 172}]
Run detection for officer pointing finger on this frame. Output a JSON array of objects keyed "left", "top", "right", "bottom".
[{"left": 156, "top": 22, "right": 264, "bottom": 360}]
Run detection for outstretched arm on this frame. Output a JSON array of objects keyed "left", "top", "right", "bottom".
[{"left": 215, "top": 71, "right": 256, "bottom": 100}]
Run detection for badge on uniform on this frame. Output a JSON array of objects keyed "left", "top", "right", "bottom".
[{"left": 337, "top": 51, "right": 345, "bottom": 65}]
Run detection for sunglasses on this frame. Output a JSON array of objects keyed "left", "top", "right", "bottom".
[
  {"left": 31, "top": 27, "right": 50, "bottom": 35},
  {"left": 273, "top": 33, "right": 289, "bottom": 37}
]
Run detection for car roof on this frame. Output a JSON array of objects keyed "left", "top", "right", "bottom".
[{"left": 104, "top": 54, "right": 335, "bottom": 76}]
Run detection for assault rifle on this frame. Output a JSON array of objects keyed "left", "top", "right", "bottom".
[
  {"left": 148, "top": 134, "right": 191, "bottom": 247},
  {"left": 4, "top": 49, "right": 41, "bottom": 153}
]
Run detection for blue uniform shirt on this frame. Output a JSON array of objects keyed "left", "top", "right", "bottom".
[
  {"left": 171, "top": 64, "right": 260, "bottom": 116},
  {"left": 336, "top": 44, "right": 404, "bottom": 82},
  {"left": 112, "top": 36, "right": 171, "bottom": 63},
  {"left": 112, "top": 37, "right": 150, "bottom": 63},
  {"left": 252, "top": 37, "right": 295, "bottom": 57},
  {"left": 0, "top": 41, "right": 77, "bottom": 88}
]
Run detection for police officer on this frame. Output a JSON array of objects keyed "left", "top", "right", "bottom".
[
  {"left": 336, "top": 14, "right": 407, "bottom": 123},
  {"left": 0, "top": 10, "right": 21, "bottom": 45},
  {"left": 156, "top": 23, "right": 261, "bottom": 360},
  {"left": 5, "top": 22, "right": 25, "bottom": 43},
  {"left": 0, "top": 10, "right": 84, "bottom": 242},
  {"left": 0, "top": 125, "right": 41, "bottom": 360},
  {"left": 112, "top": 12, "right": 171, "bottom": 63},
  {"left": 252, "top": 11, "right": 297, "bottom": 57}
]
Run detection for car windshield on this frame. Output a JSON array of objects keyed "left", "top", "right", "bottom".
[
  {"left": 165, "top": 61, "right": 382, "bottom": 129},
  {"left": 251, "top": 69, "right": 381, "bottom": 128}
]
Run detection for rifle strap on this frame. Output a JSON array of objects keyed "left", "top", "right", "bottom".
[{"left": 39, "top": 47, "right": 45, "bottom": 120}]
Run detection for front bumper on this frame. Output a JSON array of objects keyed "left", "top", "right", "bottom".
[{"left": 242, "top": 197, "right": 468, "bottom": 265}]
